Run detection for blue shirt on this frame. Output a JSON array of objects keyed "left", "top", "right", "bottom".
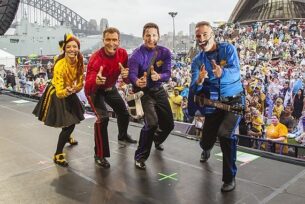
[
  {"left": 190, "top": 42, "right": 243, "bottom": 97},
  {"left": 128, "top": 45, "right": 172, "bottom": 89}
]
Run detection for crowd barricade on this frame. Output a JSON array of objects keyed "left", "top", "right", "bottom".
[{"left": 236, "top": 134, "right": 305, "bottom": 159}]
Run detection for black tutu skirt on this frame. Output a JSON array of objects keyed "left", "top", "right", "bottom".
[{"left": 33, "top": 83, "right": 85, "bottom": 128}]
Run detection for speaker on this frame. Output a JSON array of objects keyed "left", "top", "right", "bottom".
[{"left": 0, "top": 0, "right": 20, "bottom": 35}]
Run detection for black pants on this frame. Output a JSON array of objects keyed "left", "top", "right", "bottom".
[
  {"left": 135, "top": 87, "right": 174, "bottom": 162},
  {"left": 55, "top": 124, "right": 75, "bottom": 155},
  {"left": 200, "top": 96, "right": 243, "bottom": 183},
  {"left": 87, "top": 87, "right": 129, "bottom": 158}
]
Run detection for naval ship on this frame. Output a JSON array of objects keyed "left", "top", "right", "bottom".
[{"left": 0, "top": 18, "right": 141, "bottom": 57}]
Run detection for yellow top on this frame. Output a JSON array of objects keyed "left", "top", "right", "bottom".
[
  {"left": 266, "top": 123, "right": 288, "bottom": 140},
  {"left": 52, "top": 57, "right": 84, "bottom": 99},
  {"left": 266, "top": 123, "right": 288, "bottom": 153},
  {"left": 251, "top": 115, "right": 263, "bottom": 132}
]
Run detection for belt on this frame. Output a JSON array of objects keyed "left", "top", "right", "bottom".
[
  {"left": 105, "top": 87, "right": 114, "bottom": 92},
  {"left": 147, "top": 87, "right": 162, "bottom": 92},
  {"left": 220, "top": 92, "right": 243, "bottom": 102}
]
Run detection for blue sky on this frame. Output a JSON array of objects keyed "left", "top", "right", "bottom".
[{"left": 60, "top": 0, "right": 239, "bottom": 37}]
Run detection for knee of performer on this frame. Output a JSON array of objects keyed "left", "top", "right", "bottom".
[
  {"left": 120, "top": 111, "right": 130, "bottom": 118},
  {"left": 147, "top": 123, "right": 158, "bottom": 131},
  {"left": 168, "top": 122, "right": 174, "bottom": 132}
]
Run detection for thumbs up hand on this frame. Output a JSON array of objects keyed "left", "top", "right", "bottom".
[
  {"left": 119, "top": 62, "right": 129, "bottom": 79},
  {"left": 136, "top": 72, "right": 147, "bottom": 88},
  {"left": 211, "top": 60, "right": 222, "bottom": 78},
  {"left": 150, "top": 66, "right": 160, "bottom": 81},
  {"left": 196, "top": 64, "right": 208, "bottom": 85},
  {"left": 96, "top": 66, "right": 107, "bottom": 85}
]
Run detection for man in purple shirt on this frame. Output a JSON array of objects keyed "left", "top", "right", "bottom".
[{"left": 128, "top": 22, "right": 174, "bottom": 170}]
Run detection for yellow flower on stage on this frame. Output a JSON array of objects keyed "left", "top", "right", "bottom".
[
  {"left": 220, "top": 60, "right": 227, "bottom": 67},
  {"left": 156, "top": 60, "right": 164, "bottom": 67}
]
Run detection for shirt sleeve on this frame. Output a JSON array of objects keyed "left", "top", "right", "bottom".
[
  {"left": 128, "top": 51, "right": 141, "bottom": 86},
  {"left": 279, "top": 124, "right": 288, "bottom": 137},
  {"left": 121, "top": 50, "right": 130, "bottom": 84},
  {"left": 221, "top": 44, "right": 241, "bottom": 79},
  {"left": 159, "top": 49, "right": 172, "bottom": 82},
  {"left": 75, "top": 69, "right": 84, "bottom": 93},
  {"left": 85, "top": 54, "right": 99, "bottom": 95},
  {"left": 190, "top": 56, "right": 203, "bottom": 94},
  {"left": 53, "top": 61, "right": 68, "bottom": 99}
]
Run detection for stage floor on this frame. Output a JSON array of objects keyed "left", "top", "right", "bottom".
[{"left": 1, "top": 94, "right": 305, "bottom": 204}]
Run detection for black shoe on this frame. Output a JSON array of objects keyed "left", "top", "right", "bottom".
[
  {"left": 200, "top": 149, "right": 210, "bottom": 163},
  {"left": 95, "top": 155, "right": 110, "bottom": 168},
  {"left": 155, "top": 143, "right": 164, "bottom": 151},
  {"left": 118, "top": 135, "right": 137, "bottom": 143},
  {"left": 135, "top": 160, "right": 146, "bottom": 170},
  {"left": 221, "top": 179, "right": 236, "bottom": 192}
]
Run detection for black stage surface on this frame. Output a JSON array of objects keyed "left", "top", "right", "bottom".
[{"left": 1, "top": 94, "right": 305, "bottom": 204}]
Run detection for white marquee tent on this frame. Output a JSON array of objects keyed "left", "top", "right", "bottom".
[{"left": 0, "top": 49, "right": 15, "bottom": 68}]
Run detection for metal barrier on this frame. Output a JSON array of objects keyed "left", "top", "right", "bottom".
[{"left": 236, "top": 134, "right": 305, "bottom": 159}]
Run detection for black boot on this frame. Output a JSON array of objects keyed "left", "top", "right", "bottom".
[
  {"left": 155, "top": 143, "right": 164, "bottom": 151},
  {"left": 200, "top": 149, "right": 210, "bottom": 163},
  {"left": 221, "top": 179, "right": 236, "bottom": 192},
  {"left": 94, "top": 155, "right": 110, "bottom": 169},
  {"left": 118, "top": 134, "right": 137, "bottom": 143}
]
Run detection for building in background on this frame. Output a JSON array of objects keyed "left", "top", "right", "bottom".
[{"left": 229, "top": 0, "right": 305, "bottom": 24}]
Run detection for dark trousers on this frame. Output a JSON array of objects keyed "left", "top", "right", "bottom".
[
  {"left": 135, "top": 87, "right": 174, "bottom": 162},
  {"left": 55, "top": 124, "right": 75, "bottom": 155},
  {"left": 200, "top": 96, "right": 242, "bottom": 183},
  {"left": 87, "top": 88, "right": 130, "bottom": 158}
]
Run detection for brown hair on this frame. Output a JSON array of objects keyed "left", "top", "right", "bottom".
[
  {"left": 103, "top": 27, "right": 120, "bottom": 38},
  {"left": 53, "top": 35, "right": 84, "bottom": 79},
  {"left": 142, "top": 22, "right": 160, "bottom": 37}
]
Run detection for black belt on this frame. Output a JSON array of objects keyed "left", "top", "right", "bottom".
[
  {"left": 220, "top": 92, "right": 243, "bottom": 102},
  {"left": 142, "top": 87, "right": 162, "bottom": 92},
  {"left": 104, "top": 87, "right": 114, "bottom": 92}
]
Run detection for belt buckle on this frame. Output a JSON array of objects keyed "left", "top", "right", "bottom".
[{"left": 105, "top": 87, "right": 113, "bottom": 92}]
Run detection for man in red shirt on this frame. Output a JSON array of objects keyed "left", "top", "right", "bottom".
[{"left": 85, "top": 27, "right": 136, "bottom": 168}]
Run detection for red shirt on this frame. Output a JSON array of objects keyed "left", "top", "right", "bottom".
[{"left": 85, "top": 47, "right": 128, "bottom": 95}]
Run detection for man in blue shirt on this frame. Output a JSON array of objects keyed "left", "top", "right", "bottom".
[
  {"left": 128, "top": 23, "right": 174, "bottom": 170},
  {"left": 190, "top": 21, "right": 244, "bottom": 192}
]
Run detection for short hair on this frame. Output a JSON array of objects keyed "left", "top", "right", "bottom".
[
  {"left": 103, "top": 27, "right": 120, "bottom": 38},
  {"left": 142, "top": 22, "right": 160, "bottom": 37},
  {"left": 195, "top": 21, "right": 212, "bottom": 28}
]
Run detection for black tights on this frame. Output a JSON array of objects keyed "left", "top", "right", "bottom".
[{"left": 55, "top": 124, "right": 75, "bottom": 155}]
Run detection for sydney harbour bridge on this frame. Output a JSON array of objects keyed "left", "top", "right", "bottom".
[{"left": 0, "top": 0, "right": 102, "bottom": 35}]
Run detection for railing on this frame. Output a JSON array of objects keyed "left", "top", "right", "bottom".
[{"left": 236, "top": 134, "right": 305, "bottom": 159}]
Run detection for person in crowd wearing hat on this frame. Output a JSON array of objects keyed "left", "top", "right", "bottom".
[
  {"left": 85, "top": 27, "right": 137, "bottom": 169},
  {"left": 128, "top": 22, "right": 174, "bottom": 170},
  {"left": 33, "top": 34, "right": 85, "bottom": 167},
  {"left": 190, "top": 21, "right": 244, "bottom": 192}
]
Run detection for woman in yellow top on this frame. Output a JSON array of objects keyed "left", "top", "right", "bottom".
[
  {"left": 266, "top": 115, "right": 288, "bottom": 154},
  {"left": 33, "top": 34, "right": 85, "bottom": 167}
]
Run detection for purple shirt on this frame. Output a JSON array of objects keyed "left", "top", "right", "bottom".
[{"left": 128, "top": 45, "right": 172, "bottom": 88}]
